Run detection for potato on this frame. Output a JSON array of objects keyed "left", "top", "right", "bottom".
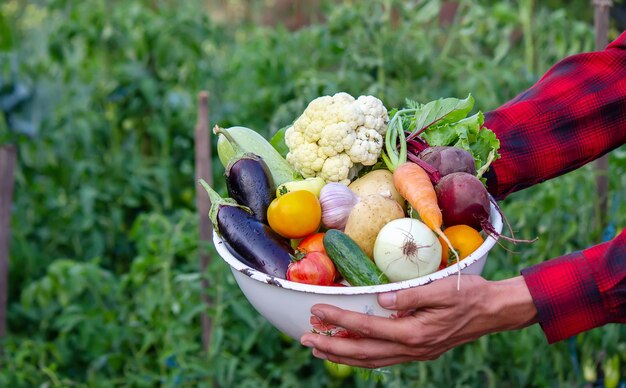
[
  {"left": 344, "top": 194, "right": 405, "bottom": 259},
  {"left": 348, "top": 169, "right": 406, "bottom": 211}
]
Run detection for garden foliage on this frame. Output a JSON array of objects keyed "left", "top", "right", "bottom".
[{"left": 0, "top": 0, "right": 624, "bottom": 386}]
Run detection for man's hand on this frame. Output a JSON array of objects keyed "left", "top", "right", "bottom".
[{"left": 300, "top": 275, "right": 538, "bottom": 368}]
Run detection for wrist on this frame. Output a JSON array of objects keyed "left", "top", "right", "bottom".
[{"left": 487, "top": 276, "right": 539, "bottom": 331}]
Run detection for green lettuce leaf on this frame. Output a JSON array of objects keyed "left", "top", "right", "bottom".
[
  {"left": 408, "top": 94, "right": 475, "bottom": 135},
  {"left": 421, "top": 110, "right": 500, "bottom": 172}
]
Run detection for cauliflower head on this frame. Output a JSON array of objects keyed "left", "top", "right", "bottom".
[{"left": 285, "top": 92, "right": 389, "bottom": 184}]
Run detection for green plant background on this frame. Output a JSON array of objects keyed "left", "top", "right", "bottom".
[{"left": 1, "top": 0, "right": 625, "bottom": 386}]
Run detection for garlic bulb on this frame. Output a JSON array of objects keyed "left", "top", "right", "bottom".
[{"left": 319, "top": 183, "right": 360, "bottom": 230}]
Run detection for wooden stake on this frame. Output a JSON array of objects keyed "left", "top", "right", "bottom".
[
  {"left": 0, "top": 144, "right": 17, "bottom": 351},
  {"left": 593, "top": 0, "right": 612, "bottom": 231},
  {"left": 194, "top": 92, "right": 213, "bottom": 353}
]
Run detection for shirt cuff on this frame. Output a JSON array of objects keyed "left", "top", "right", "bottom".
[{"left": 520, "top": 251, "right": 608, "bottom": 343}]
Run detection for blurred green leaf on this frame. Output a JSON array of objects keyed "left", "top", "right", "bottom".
[
  {"left": 0, "top": 10, "right": 12, "bottom": 51},
  {"left": 1, "top": 0, "right": 624, "bottom": 386}
]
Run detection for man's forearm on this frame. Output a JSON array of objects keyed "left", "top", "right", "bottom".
[{"left": 488, "top": 276, "right": 539, "bottom": 332}]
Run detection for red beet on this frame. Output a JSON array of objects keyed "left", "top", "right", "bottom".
[
  {"left": 435, "top": 172, "right": 490, "bottom": 231},
  {"left": 418, "top": 146, "right": 477, "bottom": 177}
]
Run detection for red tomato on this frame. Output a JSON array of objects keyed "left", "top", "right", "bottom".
[
  {"left": 297, "top": 232, "right": 326, "bottom": 254},
  {"left": 286, "top": 251, "right": 337, "bottom": 286}
]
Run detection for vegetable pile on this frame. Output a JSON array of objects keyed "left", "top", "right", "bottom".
[{"left": 202, "top": 92, "right": 507, "bottom": 287}]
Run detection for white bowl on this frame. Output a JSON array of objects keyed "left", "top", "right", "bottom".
[{"left": 213, "top": 200, "right": 502, "bottom": 340}]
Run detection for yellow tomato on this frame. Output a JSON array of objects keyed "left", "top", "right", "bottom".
[
  {"left": 267, "top": 190, "right": 321, "bottom": 239},
  {"left": 439, "top": 224, "right": 484, "bottom": 268}
]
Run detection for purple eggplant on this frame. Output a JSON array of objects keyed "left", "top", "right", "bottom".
[
  {"left": 226, "top": 154, "right": 275, "bottom": 224},
  {"left": 200, "top": 180, "right": 292, "bottom": 278}
]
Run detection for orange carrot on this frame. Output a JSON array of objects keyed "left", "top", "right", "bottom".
[
  {"left": 393, "top": 162, "right": 442, "bottom": 231},
  {"left": 393, "top": 162, "right": 462, "bottom": 288}
]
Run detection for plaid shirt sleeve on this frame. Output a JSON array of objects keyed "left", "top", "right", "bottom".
[
  {"left": 520, "top": 230, "right": 626, "bottom": 343},
  {"left": 482, "top": 31, "right": 626, "bottom": 343}
]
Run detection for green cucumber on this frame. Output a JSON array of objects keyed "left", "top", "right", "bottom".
[
  {"left": 323, "top": 229, "right": 389, "bottom": 286},
  {"left": 215, "top": 126, "right": 300, "bottom": 186}
]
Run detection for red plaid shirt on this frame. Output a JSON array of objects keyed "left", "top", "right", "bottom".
[{"left": 483, "top": 31, "right": 626, "bottom": 343}]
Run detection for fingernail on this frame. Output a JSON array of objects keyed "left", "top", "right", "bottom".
[
  {"left": 311, "top": 307, "right": 326, "bottom": 320},
  {"left": 312, "top": 349, "right": 327, "bottom": 360},
  {"left": 378, "top": 291, "right": 396, "bottom": 307},
  {"left": 301, "top": 340, "right": 314, "bottom": 348}
]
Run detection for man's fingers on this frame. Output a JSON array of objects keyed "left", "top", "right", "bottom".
[
  {"left": 378, "top": 276, "right": 480, "bottom": 310},
  {"left": 302, "top": 332, "right": 413, "bottom": 360},
  {"left": 301, "top": 334, "right": 446, "bottom": 368},
  {"left": 315, "top": 348, "right": 416, "bottom": 369},
  {"left": 309, "top": 304, "right": 416, "bottom": 343}
]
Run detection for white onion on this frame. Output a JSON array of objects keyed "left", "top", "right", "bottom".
[{"left": 373, "top": 218, "right": 442, "bottom": 282}]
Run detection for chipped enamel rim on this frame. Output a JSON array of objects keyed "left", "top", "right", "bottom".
[{"left": 214, "top": 197, "right": 503, "bottom": 295}]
